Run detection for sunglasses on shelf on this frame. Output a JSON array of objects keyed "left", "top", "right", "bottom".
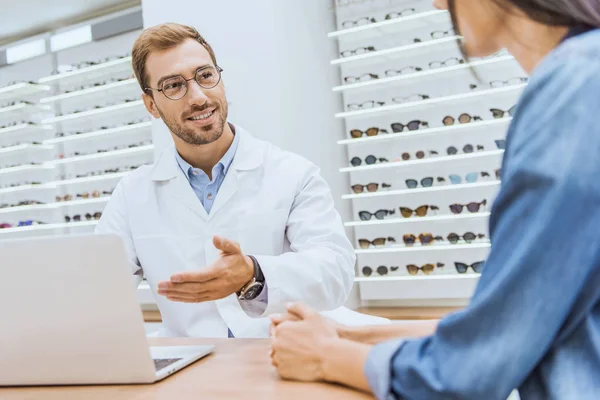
[
  {"left": 362, "top": 265, "right": 400, "bottom": 277},
  {"left": 429, "top": 57, "right": 464, "bottom": 69},
  {"left": 358, "top": 237, "right": 396, "bottom": 249},
  {"left": 449, "top": 200, "right": 487, "bottom": 214},
  {"left": 449, "top": 172, "right": 481, "bottom": 184},
  {"left": 490, "top": 106, "right": 516, "bottom": 119},
  {"left": 340, "top": 46, "right": 376, "bottom": 57},
  {"left": 341, "top": 17, "right": 377, "bottom": 28},
  {"left": 392, "top": 94, "right": 429, "bottom": 104},
  {"left": 17, "top": 220, "right": 46, "bottom": 227},
  {"left": 351, "top": 182, "right": 391, "bottom": 193},
  {"left": 344, "top": 73, "right": 379, "bottom": 84},
  {"left": 400, "top": 150, "right": 438, "bottom": 161},
  {"left": 406, "top": 177, "right": 444, "bottom": 189},
  {"left": 448, "top": 232, "right": 486, "bottom": 244},
  {"left": 455, "top": 261, "right": 485, "bottom": 274},
  {"left": 407, "top": 263, "right": 445, "bottom": 276},
  {"left": 447, "top": 144, "right": 484, "bottom": 155},
  {"left": 495, "top": 140, "right": 506, "bottom": 150},
  {"left": 347, "top": 100, "right": 385, "bottom": 111},
  {"left": 399, "top": 205, "right": 439, "bottom": 218},
  {"left": 350, "top": 127, "right": 388, "bottom": 138},
  {"left": 384, "top": 8, "right": 415, "bottom": 20},
  {"left": 443, "top": 113, "right": 482, "bottom": 126},
  {"left": 490, "top": 77, "right": 528, "bottom": 88},
  {"left": 431, "top": 29, "right": 456, "bottom": 39},
  {"left": 385, "top": 66, "right": 422, "bottom": 77},
  {"left": 358, "top": 209, "right": 395, "bottom": 221},
  {"left": 403, "top": 233, "right": 444, "bottom": 246},
  {"left": 64, "top": 212, "right": 102, "bottom": 223},
  {"left": 391, "top": 120, "right": 428, "bottom": 133},
  {"left": 350, "top": 155, "right": 388, "bottom": 167}
]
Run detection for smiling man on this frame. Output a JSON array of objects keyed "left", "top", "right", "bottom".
[{"left": 95, "top": 23, "right": 355, "bottom": 338}]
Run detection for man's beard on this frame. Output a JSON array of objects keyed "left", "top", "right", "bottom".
[{"left": 158, "top": 102, "right": 228, "bottom": 146}]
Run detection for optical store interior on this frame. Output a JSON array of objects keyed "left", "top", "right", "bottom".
[{"left": 2, "top": 0, "right": 598, "bottom": 398}]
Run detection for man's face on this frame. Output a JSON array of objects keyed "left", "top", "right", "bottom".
[{"left": 143, "top": 39, "right": 228, "bottom": 146}]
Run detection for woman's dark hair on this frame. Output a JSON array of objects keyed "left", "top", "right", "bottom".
[{"left": 448, "top": 0, "right": 600, "bottom": 72}]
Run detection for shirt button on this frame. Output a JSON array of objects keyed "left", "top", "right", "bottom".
[
  {"left": 192, "top": 170, "right": 198, "bottom": 176},
  {"left": 207, "top": 193, "right": 213, "bottom": 200}
]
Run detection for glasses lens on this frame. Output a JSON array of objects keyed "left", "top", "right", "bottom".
[
  {"left": 350, "top": 129, "right": 363, "bottom": 138},
  {"left": 407, "top": 265, "right": 419, "bottom": 276},
  {"left": 407, "top": 120, "right": 422, "bottom": 131},
  {"left": 352, "top": 185, "right": 364, "bottom": 193},
  {"left": 447, "top": 146, "right": 458, "bottom": 155},
  {"left": 448, "top": 233, "right": 459, "bottom": 244},
  {"left": 372, "top": 238, "right": 387, "bottom": 247},
  {"left": 351, "top": 157, "right": 362, "bottom": 167},
  {"left": 195, "top": 67, "right": 221, "bottom": 89},
  {"left": 449, "top": 175, "right": 461, "bottom": 184},
  {"left": 406, "top": 179, "right": 418, "bottom": 189},
  {"left": 463, "top": 232, "right": 477, "bottom": 242},
  {"left": 362, "top": 266, "right": 373, "bottom": 277},
  {"left": 419, "top": 234, "right": 434, "bottom": 245},
  {"left": 366, "top": 128, "right": 379, "bottom": 137},
  {"left": 74, "top": 215, "right": 81, "bottom": 222},
  {"left": 463, "top": 144, "right": 474, "bottom": 153},
  {"left": 491, "top": 109, "right": 504, "bottom": 119},
  {"left": 495, "top": 139, "right": 506, "bottom": 149},
  {"left": 472, "top": 261, "right": 485, "bottom": 273},
  {"left": 403, "top": 235, "right": 416, "bottom": 245},
  {"left": 443, "top": 116, "right": 455, "bottom": 126},
  {"left": 415, "top": 205, "right": 429, "bottom": 217},
  {"left": 466, "top": 172, "right": 479, "bottom": 183},
  {"left": 400, "top": 207, "right": 413, "bottom": 218},
  {"left": 162, "top": 76, "right": 187, "bottom": 100},
  {"left": 365, "top": 155, "right": 377, "bottom": 165},
  {"left": 366, "top": 183, "right": 379, "bottom": 192},
  {"left": 430, "top": 61, "right": 442, "bottom": 69},
  {"left": 391, "top": 123, "right": 405, "bottom": 133},
  {"left": 422, "top": 264, "right": 435, "bottom": 275},
  {"left": 359, "top": 211, "right": 372, "bottom": 221},
  {"left": 416, "top": 151, "right": 425, "bottom": 159},
  {"left": 450, "top": 204, "right": 463, "bottom": 214},
  {"left": 467, "top": 202, "right": 481, "bottom": 213},
  {"left": 376, "top": 266, "right": 388, "bottom": 276},
  {"left": 358, "top": 239, "right": 370, "bottom": 249},
  {"left": 455, "top": 262, "right": 469, "bottom": 274},
  {"left": 375, "top": 210, "right": 389, "bottom": 220},
  {"left": 421, "top": 177, "right": 434, "bottom": 187},
  {"left": 402, "top": 153, "right": 411, "bottom": 161}
]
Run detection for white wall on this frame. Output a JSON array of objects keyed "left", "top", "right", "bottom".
[{"left": 141, "top": 0, "right": 360, "bottom": 307}]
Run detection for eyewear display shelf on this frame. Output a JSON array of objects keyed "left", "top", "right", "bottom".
[
  {"left": 0, "top": 54, "right": 153, "bottom": 241},
  {"left": 331, "top": 0, "right": 526, "bottom": 302}
]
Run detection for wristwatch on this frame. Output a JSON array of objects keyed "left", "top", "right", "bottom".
[{"left": 237, "top": 255, "right": 265, "bottom": 301}]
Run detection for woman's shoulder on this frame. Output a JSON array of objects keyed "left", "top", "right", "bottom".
[{"left": 540, "top": 28, "right": 600, "bottom": 75}]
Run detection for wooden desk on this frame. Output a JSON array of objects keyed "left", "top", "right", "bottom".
[{"left": 0, "top": 338, "right": 372, "bottom": 400}]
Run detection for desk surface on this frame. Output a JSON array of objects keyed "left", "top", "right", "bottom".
[{"left": 1, "top": 338, "right": 372, "bottom": 400}]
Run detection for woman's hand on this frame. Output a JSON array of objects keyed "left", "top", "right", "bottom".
[{"left": 270, "top": 303, "right": 340, "bottom": 382}]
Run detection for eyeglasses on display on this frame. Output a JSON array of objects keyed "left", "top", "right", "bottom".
[
  {"left": 64, "top": 212, "right": 103, "bottom": 223},
  {"left": 344, "top": 73, "right": 379, "bottom": 84},
  {"left": 358, "top": 209, "right": 395, "bottom": 221},
  {"left": 490, "top": 77, "right": 528, "bottom": 88},
  {"left": 449, "top": 200, "right": 488, "bottom": 214},
  {"left": 362, "top": 265, "right": 400, "bottom": 277},
  {"left": 350, "top": 127, "right": 388, "bottom": 138},
  {"left": 443, "top": 113, "right": 482, "bottom": 126},
  {"left": 491, "top": 105, "right": 516, "bottom": 119},
  {"left": 429, "top": 57, "right": 464, "bottom": 69},
  {"left": 385, "top": 66, "right": 422, "bottom": 77},
  {"left": 347, "top": 100, "right": 385, "bottom": 111},
  {"left": 455, "top": 261, "right": 485, "bottom": 274},
  {"left": 399, "top": 150, "right": 438, "bottom": 161},
  {"left": 351, "top": 182, "right": 391, "bottom": 193},
  {"left": 431, "top": 29, "right": 456, "bottom": 39},
  {"left": 406, "top": 177, "right": 444, "bottom": 189},
  {"left": 340, "top": 46, "right": 376, "bottom": 58},
  {"left": 392, "top": 94, "right": 429, "bottom": 104},
  {"left": 358, "top": 237, "right": 396, "bottom": 249},
  {"left": 391, "top": 120, "right": 428, "bottom": 133},
  {"left": 342, "top": 16, "right": 377, "bottom": 28},
  {"left": 495, "top": 140, "right": 506, "bottom": 150},
  {"left": 350, "top": 155, "right": 389, "bottom": 167},
  {"left": 447, "top": 232, "right": 486, "bottom": 244},
  {"left": 407, "top": 263, "right": 445, "bottom": 276},
  {"left": 385, "top": 8, "right": 415, "bottom": 20},
  {"left": 446, "top": 144, "right": 484, "bottom": 155},
  {"left": 399, "top": 205, "right": 439, "bottom": 218},
  {"left": 449, "top": 172, "right": 482, "bottom": 184},
  {"left": 403, "top": 233, "right": 443, "bottom": 246}
]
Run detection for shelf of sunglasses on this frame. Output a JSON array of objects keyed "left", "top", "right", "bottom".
[
  {"left": 0, "top": 102, "right": 52, "bottom": 122},
  {"left": 334, "top": 55, "right": 516, "bottom": 94},
  {"left": 53, "top": 144, "right": 154, "bottom": 165},
  {"left": 43, "top": 121, "right": 152, "bottom": 145},
  {"left": 332, "top": 36, "right": 461, "bottom": 67},
  {"left": 0, "top": 197, "right": 110, "bottom": 215},
  {"left": 0, "top": 143, "right": 55, "bottom": 156},
  {"left": 330, "top": 9, "right": 448, "bottom": 40},
  {"left": 345, "top": 212, "right": 491, "bottom": 227},
  {"left": 0, "top": 82, "right": 51, "bottom": 103},
  {"left": 355, "top": 242, "right": 490, "bottom": 254},
  {"left": 357, "top": 273, "right": 480, "bottom": 300},
  {"left": 40, "top": 78, "right": 138, "bottom": 105},
  {"left": 338, "top": 117, "right": 512, "bottom": 145},
  {"left": 0, "top": 123, "right": 54, "bottom": 140},
  {"left": 0, "top": 220, "right": 98, "bottom": 235},
  {"left": 0, "top": 163, "right": 54, "bottom": 177},
  {"left": 0, "top": 171, "right": 131, "bottom": 195},
  {"left": 38, "top": 56, "right": 133, "bottom": 85},
  {"left": 41, "top": 100, "right": 145, "bottom": 125},
  {"left": 336, "top": 84, "right": 526, "bottom": 120},
  {"left": 340, "top": 149, "right": 504, "bottom": 173}
]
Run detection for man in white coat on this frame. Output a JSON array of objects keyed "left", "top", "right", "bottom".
[{"left": 95, "top": 23, "right": 356, "bottom": 338}]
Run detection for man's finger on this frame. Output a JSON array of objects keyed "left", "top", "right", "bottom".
[
  {"left": 158, "top": 281, "right": 213, "bottom": 294},
  {"left": 269, "top": 313, "right": 300, "bottom": 326},
  {"left": 213, "top": 235, "right": 241, "bottom": 255},
  {"left": 170, "top": 267, "right": 219, "bottom": 283},
  {"left": 285, "top": 302, "right": 316, "bottom": 320}
]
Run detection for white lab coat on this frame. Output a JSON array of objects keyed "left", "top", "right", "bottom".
[{"left": 96, "top": 125, "right": 358, "bottom": 338}]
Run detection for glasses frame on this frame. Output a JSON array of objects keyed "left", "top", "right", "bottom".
[{"left": 145, "top": 66, "right": 224, "bottom": 100}]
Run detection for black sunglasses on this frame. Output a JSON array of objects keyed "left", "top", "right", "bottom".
[
  {"left": 391, "top": 120, "right": 428, "bottom": 133},
  {"left": 447, "top": 232, "right": 486, "bottom": 244},
  {"left": 362, "top": 265, "right": 400, "bottom": 277},
  {"left": 449, "top": 200, "right": 487, "bottom": 214},
  {"left": 447, "top": 144, "right": 484, "bottom": 155},
  {"left": 358, "top": 209, "right": 395, "bottom": 221},
  {"left": 351, "top": 182, "right": 391, "bottom": 193},
  {"left": 455, "top": 261, "right": 485, "bottom": 274},
  {"left": 406, "top": 177, "right": 434, "bottom": 189},
  {"left": 350, "top": 156, "right": 388, "bottom": 167}
]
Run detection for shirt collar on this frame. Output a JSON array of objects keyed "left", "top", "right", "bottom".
[
  {"left": 562, "top": 25, "right": 595, "bottom": 43},
  {"left": 174, "top": 124, "right": 241, "bottom": 181}
]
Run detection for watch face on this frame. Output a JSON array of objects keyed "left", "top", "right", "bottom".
[{"left": 243, "top": 283, "right": 263, "bottom": 300}]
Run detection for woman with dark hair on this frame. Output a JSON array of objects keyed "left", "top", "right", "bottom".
[{"left": 269, "top": 1, "right": 600, "bottom": 398}]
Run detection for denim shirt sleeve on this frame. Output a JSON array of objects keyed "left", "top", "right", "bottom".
[{"left": 363, "top": 44, "right": 600, "bottom": 399}]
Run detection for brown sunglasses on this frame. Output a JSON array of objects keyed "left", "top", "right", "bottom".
[
  {"left": 406, "top": 263, "right": 445, "bottom": 276},
  {"left": 403, "top": 233, "right": 443, "bottom": 246},
  {"left": 358, "top": 237, "right": 396, "bottom": 249},
  {"left": 350, "top": 127, "right": 388, "bottom": 139},
  {"left": 399, "top": 205, "right": 439, "bottom": 218}
]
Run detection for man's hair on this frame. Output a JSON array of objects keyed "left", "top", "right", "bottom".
[{"left": 131, "top": 22, "right": 218, "bottom": 94}]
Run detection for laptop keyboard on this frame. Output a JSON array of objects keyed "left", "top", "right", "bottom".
[{"left": 153, "top": 358, "right": 183, "bottom": 371}]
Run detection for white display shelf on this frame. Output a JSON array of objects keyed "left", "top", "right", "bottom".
[
  {"left": 0, "top": 82, "right": 51, "bottom": 103},
  {"left": 340, "top": 150, "right": 504, "bottom": 173},
  {"left": 336, "top": 85, "right": 526, "bottom": 119},
  {"left": 332, "top": 36, "right": 461, "bottom": 67},
  {"left": 0, "top": 220, "right": 98, "bottom": 235},
  {"left": 136, "top": 282, "right": 155, "bottom": 305},
  {"left": 0, "top": 172, "right": 129, "bottom": 195},
  {"left": 355, "top": 242, "right": 490, "bottom": 255},
  {"left": 338, "top": 118, "right": 512, "bottom": 145},
  {"left": 40, "top": 78, "right": 138, "bottom": 104},
  {"left": 0, "top": 164, "right": 54, "bottom": 176},
  {"left": 0, "top": 123, "right": 53, "bottom": 138},
  {"left": 345, "top": 212, "right": 491, "bottom": 227},
  {"left": 49, "top": 144, "right": 154, "bottom": 165},
  {"left": 356, "top": 274, "right": 480, "bottom": 300},
  {"left": 342, "top": 181, "right": 501, "bottom": 200},
  {"left": 38, "top": 56, "right": 133, "bottom": 84},
  {"left": 0, "top": 197, "right": 110, "bottom": 215},
  {"left": 0, "top": 102, "right": 51, "bottom": 119},
  {"left": 333, "top": 56, "right": 515, "bottom": 93},
  {"left": 43, "top": 121, "right": 152, "bottom": 144},
  {"left": 329, "top": 10, "right": 448, "bottom": 40},
  {"left": 42, "top": 100, "right": 145, "bottom": 125},
  {"left": 0, "top": 143, "right": 54, "bottom": 156}
]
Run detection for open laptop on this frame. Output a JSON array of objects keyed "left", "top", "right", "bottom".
[{"left": 0, "top": 233, "right": 214, "bottom": 386}]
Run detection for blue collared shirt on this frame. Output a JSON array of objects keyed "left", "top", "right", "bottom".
[
  {"left": 174, "top": 129, "right": 268, "bottom": 318},
  {"left": 365, "top": 29, "right": 600, "bottom": 399}
]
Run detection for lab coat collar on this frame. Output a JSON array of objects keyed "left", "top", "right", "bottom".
[{"left": 150, "top": 124, "right": 264, "bottom": 182}]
